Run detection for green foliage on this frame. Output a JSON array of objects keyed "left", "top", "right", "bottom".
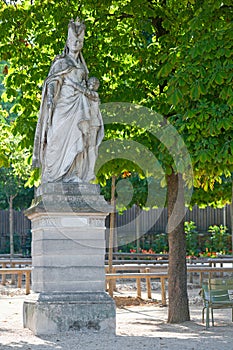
[
  {"left": 185, "top": 221, "right": 199, "bottom": 256},
  {"left": 155, "top": 0, "right": 233, "bottom": 192},
  {"left": 0, "top": 0, "right": 233, "bottom": 207},
  {"left": 152, "top": 233, "right": 169, "bottom": 253},
  {"left": 0, "top": 232, "right": 21, "bottom": 255},
  {"left": 0, "top": 123, "right": 34, "bottom": 209},
  {"left": 0, "top": 166, "right": 34, "bottom": 210},
  {"left": 100, "top": 172, "right": 166, "bottom": 211},
  {"left": 208, "top": 224, "right": 231, "bottom": 254},
  {"left": 119, "top": 221, "right": 231, "bottom": 255},
  {"left": 0, "top": 124, "right": 31, "bottom": 177},
  {"left": 190, "top": 175, "right": 233, "bottom": 208}
]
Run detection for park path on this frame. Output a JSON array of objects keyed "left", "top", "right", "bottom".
[{"left": 0, "top": 292, "right": 233, "bottom": 350}]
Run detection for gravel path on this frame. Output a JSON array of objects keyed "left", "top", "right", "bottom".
[{"left": 0, "top": 285, "right": 233, "bottom": 350}]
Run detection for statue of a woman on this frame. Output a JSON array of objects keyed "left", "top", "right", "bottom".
[{"left": 32, "top": 18, "right": 104, "bottom": 183}]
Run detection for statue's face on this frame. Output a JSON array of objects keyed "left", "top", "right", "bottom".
[{"left": 68, "top": 31, "right": 85, "bottom": 54}]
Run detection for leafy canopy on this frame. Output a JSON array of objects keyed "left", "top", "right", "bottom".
[{"left": 0, "top": 0, "right": 233, "bottom": 207}]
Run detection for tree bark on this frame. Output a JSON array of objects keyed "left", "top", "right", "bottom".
[
  {"left": 9, "top": 195, "right": 14, "bottom": 259},
  {"left": 167, "top": 172, "right": 190, "bottom": 323},
  {"left": 136, "top": 205, "right": 140, "bottom": 253}
]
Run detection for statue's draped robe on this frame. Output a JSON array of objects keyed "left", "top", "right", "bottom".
[{"left": 32, "top": 54, "right": 104, "bottom": 182}]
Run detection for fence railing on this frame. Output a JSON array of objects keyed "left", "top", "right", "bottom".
[{"left": 0, "top": 204, "right": 232, "bottom": 253}]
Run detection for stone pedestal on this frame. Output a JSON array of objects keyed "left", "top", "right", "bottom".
[{"left": 23, "top": 183, "right": 115, "bottom": 335}]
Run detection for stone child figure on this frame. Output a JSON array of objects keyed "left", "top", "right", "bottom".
[
  {"left": 32, "top": 18, "right": 104, "bottom": 183},
  {"left": 85, "top": 77, "right": 102, "bottom": 181}
]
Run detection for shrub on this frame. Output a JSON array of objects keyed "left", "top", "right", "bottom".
[
  {"left": 185, "top": 221, "right": 199, "bottom": 256},
  {"left": 208, "top": 224, "right": 230, "bottom": 254}
]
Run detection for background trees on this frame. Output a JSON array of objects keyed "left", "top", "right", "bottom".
[
  {"left": 0, "top": 124, "right": 33, "bottom": 256},
  {"left": 1, "top": 0, "right": 233, "bottom": 323}
]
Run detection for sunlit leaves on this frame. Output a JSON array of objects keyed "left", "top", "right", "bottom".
[{"left": 0, "top": 0, "right": 233, "bottom": 208}]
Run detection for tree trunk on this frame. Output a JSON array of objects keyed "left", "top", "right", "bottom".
[
  {"left": 9, "top": 195, "right": 14, "bottom": 259},
  {"left": 167, "top": 172, "right": 190, "bottom": 323},
  {"left": 136, "top": 205, "right": 140, "bottom": 253},
  {"left": 108, "top": 175, "right": 116, "bottom": 297}
]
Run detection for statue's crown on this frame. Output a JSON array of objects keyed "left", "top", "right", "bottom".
[{"left": 68, "top": 17, "right": 85, "bottom": 40}]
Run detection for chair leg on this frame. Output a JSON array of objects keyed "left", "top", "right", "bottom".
[
  {"left": 232, "top": 308, "right": 233, "bottom": 322},
  {"left": 206, "top": 305, "right": 210, "bottom": 329},
  {"left": 211, "top": 308, "right": 214, "bottom": 326},
  {"left": 202, "top": 307, "right": 205, "bottom": 324}
]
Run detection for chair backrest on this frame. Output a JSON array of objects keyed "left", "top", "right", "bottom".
[
  {"left": 209, "top": 278, "right": 227, "bottom": 290},
  {"left": 209, "top": 289, "right": 230, "bottom": 302},
  {"left": 226, "top": 279, "right": 233, "bottom": 290},
  {"left": 201, "top": 280, "right": 231, "bottom": 302},
  {"left": 209, "top": 278, "right": 233, "bottom": 295}
]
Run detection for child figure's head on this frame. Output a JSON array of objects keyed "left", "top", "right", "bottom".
[{"left": 87, "top": 77, "right": 100, "bottom": 91}]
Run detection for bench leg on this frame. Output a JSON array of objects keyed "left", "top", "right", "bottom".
[
  {"left": 11, "top": 264, "right": 16, "bottom": 285},
  {"left": 145, "top": 268, "right": 152, "bottom": 299},
  {"left": 17, "top": 273, "right": 22, "bottom": 288},
  {"left": 25, "top": 271, "right": 30, "bottom": 295},
  {"left": 1, "top": 274, "right": 6, "bottom": 285},
  {"left": 161, "top": 277, "right": 167, "bottom": 306},
  {"left": 136, "top": 278, "right": 141, "bottom": 298},
  {"left": 112, "top": 268, "right": 117, "bottom": 292},
  {"left": 1, "top": 263, "right": 6, "bottom": 285}
]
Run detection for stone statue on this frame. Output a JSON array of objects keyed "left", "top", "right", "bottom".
[{"left": 32, "top": 17, "right": 104, "bottom": 183}]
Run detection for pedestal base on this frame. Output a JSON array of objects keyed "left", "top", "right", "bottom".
[
  {"left": 23, "top": 292, "right": 116, "bottom": 335},
  {"left": 24, "top": 183, "right": 115, "bottom": 335}
]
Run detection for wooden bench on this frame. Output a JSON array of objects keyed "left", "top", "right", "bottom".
[
  {"left": 106, "top": 267, "right": 233, "bottom": 308},
  {"left": 106, "top": 272, "right": 168, "bottom": 306},
  {"left": 0, "top": 258, "right": 32, "bottom": 285},
  {"left": 0, "top": 268, "right": 31, "bottom": 295},
  {"left": 201, "top": 278, "right": 233, "bottom": 328}
]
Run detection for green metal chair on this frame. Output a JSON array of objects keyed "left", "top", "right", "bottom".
[{"left": 201, "top": 279, "right": 233, "bottom": 329}]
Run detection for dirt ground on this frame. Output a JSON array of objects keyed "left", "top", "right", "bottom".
[{"left": 0, "top": 282, "right": 233, "bottom": 350}]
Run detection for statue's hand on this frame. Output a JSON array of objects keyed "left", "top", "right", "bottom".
[{"left": 88, "top": 90, "right": 99, "bottom": 102}]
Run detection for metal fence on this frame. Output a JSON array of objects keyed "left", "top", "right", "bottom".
[
  {"left": 106, "top": 204, "right": 232, "bottom": 247},
  {"left": 0, "top": 210, "right": 31, "bottom": 253},
  {"left": 0, "top": 204, "right": 232, "bottom": 252}
]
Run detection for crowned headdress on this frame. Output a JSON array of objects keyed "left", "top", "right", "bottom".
[
  {"left": 67, "top": 17, "right": 86, "bottom": 42},
  {"left": 63, "top": 17, "right": 89, "bottom": 75}
]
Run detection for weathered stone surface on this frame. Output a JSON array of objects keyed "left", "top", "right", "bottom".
[
  {"left": 31, "top": 242, "right": 105, "bottom": 257},
  {"left": 32, "top": 238, "right": 105, "bottom": 255},
  {"left": 33, "top": 254, "right": 104, "bottom": 267},
  {"left": 32, "top": 17, "right": 104, "bottom": 184},
  {"left": 32, "top": 266, "right": 105, "bottom": 292},
  {"left": 24, "top": 182, "right": 115, "bottom": 335},
  {"left": 25, "top": 183, "right": 110, "bottom": 215},
  {"left": 25, "top": 16, "right": 115, "bottom": 336},
  {"left": 23, "top": 292, "right": 115, "bottom": 335},
  {"left": 32, "top": 281, "right": 105, "bottom": 293}
]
